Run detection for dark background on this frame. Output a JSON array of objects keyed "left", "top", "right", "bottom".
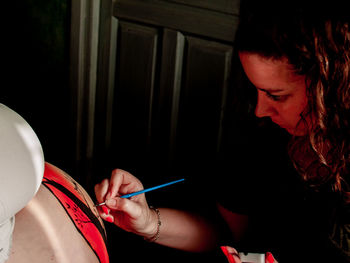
[{"left": 2, "top": 0, "right": 74, "bottom": 174}]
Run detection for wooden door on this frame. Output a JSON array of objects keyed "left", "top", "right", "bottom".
[{"left": 94, "top": 0, "right": 241, "bottom": 190}]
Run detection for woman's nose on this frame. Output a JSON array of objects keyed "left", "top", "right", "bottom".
[{"left": 255, "top": 92, "right": 276, "bottom": 118}]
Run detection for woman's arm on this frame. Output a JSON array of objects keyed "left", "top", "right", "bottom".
[
  {"left": 95, "top": 169, "right": 221, "bottom": 252},
  {"left": 146, "top": 207, "right": 220, "bottom": 252}
]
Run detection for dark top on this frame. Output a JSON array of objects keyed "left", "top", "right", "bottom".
[{"left": 215, "top": 116, "right": 350, "bottom": 262}]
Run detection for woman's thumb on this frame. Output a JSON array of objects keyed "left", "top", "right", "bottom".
[
  {"left": 105, "top": 198, "right": 118, "bottom": 209},
  {"left": 105, "top": 197, "right": 141, "bottom": 218}
]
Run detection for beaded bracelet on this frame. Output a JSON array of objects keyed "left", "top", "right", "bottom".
[{"left": 144, "top": 206, "right": 161, "bottom": 242}]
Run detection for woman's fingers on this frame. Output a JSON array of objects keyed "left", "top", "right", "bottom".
[
  {"left": 94, "top": 178, "right": 110, "bottom": 204},
  {"left": 266, "top": 252, "right": 278, "bottom": 263},
  {"left": 106, "top": 169, "right": 143, "bottom": 200},
  {"left": 221, "top": 246, "right": 278, "bottom": 263},
  {"left": 105, "top": 196, "right": 144, "bottom": 220},
  {"left": 221, "top": 246, "right": 241, "bottom": 263},
  {"left": 94, "top": 169, "right": 152, "bottom": 235}
]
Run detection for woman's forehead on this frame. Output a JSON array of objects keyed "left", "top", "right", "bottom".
[{"left": 239, "top": 52, "right": 304, "bottom": 91}]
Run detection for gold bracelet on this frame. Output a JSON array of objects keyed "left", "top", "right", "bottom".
[{"left": 144, "top": 206, "right": 161, "bottom": 242}]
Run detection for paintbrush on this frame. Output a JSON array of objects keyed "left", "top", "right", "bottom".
[{"left": 95, "top": 178, "right": 185, "bottom": 207}]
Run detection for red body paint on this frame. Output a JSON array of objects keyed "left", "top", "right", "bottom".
[
  {"left": 220, "top": 246, "right": 236, "bottom": 263},
  {"left": 42, "top": 163, "right": 109, "bottom": 263}
]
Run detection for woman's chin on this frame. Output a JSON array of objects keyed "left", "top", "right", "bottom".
[{"left": 284, "top": 126, "right": 307, "bottom": 136}]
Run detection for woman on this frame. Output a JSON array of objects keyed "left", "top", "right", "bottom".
[{"left": 94, "top": 1, "right": 350, "bottom": 262}]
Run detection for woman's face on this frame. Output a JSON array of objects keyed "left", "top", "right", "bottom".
[{"left": 239, "top": 52, "right": 309, "bottom": 135}]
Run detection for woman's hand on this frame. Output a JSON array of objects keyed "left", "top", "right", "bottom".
[
  {"left": 94, "top": 169, "right": 159, "bottom": 239},
  {"left": 221, "top": 246, "right": 278, "bottom": 263}
]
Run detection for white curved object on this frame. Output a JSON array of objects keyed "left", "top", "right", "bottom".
[{"left": 0, "top": 103, "right": 44, "bottom": 223}]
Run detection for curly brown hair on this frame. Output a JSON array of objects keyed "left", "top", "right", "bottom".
[{"left": 235, "top": 0, "right": 350, "bottom": 200}]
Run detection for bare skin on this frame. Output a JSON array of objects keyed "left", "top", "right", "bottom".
[{"left": 8, "top": 164, "right": 107, "bottom": 263}]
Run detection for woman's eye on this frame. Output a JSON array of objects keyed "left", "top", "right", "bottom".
[{"left": 266, "top": 93, "right": 285, "bottom": 102}]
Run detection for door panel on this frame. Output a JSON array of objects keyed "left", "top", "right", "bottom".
[
  {"left": 110, "top": 22, "right": 159, "bottom": 171},
  {"left": 176, "top": 37, "right": 233, "bottom": 169}
]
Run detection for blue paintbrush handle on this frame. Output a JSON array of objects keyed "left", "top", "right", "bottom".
[
  {"left": 95, "top": 178, "right": 185, "bottom": 206},
  {"left": 120, "top": 178, "right": 185, "bottom": 198}
]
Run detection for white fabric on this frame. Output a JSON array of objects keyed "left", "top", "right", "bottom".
[
  {"left": 0, "top": 217, "right": 15, "bottom": 263},
  {"left": 0, "top": 104, "right": 44, "bottom": 262}
]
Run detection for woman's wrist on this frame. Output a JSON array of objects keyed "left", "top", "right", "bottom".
[{"left": 142, "top": 206, "right": 161, "bottom": 242}]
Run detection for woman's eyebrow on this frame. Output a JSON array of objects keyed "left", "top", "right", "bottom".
[{"left": 257, "top": 87, "right": 284, "bottom": 93}]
